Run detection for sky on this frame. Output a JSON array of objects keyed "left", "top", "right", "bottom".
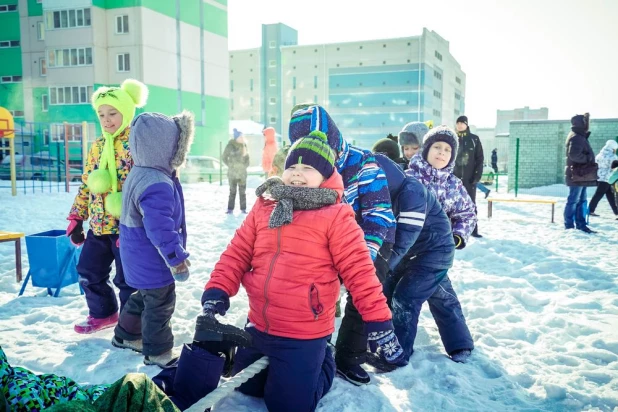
[{"left": 227, "top": 0, "right": 618, "bottom": 128}]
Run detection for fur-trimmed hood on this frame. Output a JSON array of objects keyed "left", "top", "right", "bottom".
[{"left": 129, "top": 111, "right": 195, "bottom": 175}]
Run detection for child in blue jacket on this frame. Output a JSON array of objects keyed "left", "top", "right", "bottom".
[
  {"left": 288, "top": 105, "right": 396, "bottom": 384},
  {"left": 112, "top": 111, "right": 194, "bottom": 368},
  {"left": 372, "top": 147, "right": 474, "bottom": 364}
]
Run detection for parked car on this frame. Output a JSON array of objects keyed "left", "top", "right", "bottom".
[
  {"left": 480, "top": 165, "right": 495, "bottom": 186},
  {"left": 180, "top": 155, "right": 227, "bottom": 184},
  {"left": 0, "top": 151, "right": 82, "bottom": 182}
]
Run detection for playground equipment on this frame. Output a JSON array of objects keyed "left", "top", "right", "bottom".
[
  {"left": 18, "top": 230, "right": 82, "bottom": 297},
  {"left": 0, "top": 106, "right": 16, "bottom": 196}
]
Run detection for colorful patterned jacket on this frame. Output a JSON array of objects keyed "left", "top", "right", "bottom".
[
  {"left": 407, "top": 154, "right": 477, "bottom": 244},
  {"left": 68, "top": 128, "right": 133, "bottom": 235},
  {"left": 0, "top": 346, "right": 108, "bottom": 412}
]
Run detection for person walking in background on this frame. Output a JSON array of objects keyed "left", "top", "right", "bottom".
[
  {"left": 564, "top": 113, "right": 597, "bottom": 233},
  {"left": 588, "top": 140, "right": 618, "bottom": 219},
  {"left": 261, "top": 127, "right": 278, "bottom": 177},
  {"left": 454, "top": 115, "right": 484, "bottom": 238},
  {"left": 222, "top": 128, "right": 250, "bottom": 214},
  {"left": 476, "top": 182, "right": 491, "bottom": 199},
  {"left": 491, "top": 148, "right": 498, "bottom": 173}
]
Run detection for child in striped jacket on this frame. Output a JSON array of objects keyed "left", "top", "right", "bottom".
[{"left": 288, "top": 105, "right": 396, "bottom": 385}]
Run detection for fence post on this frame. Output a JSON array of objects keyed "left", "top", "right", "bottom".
[
  {"left": 495, "top": 172, "right": 499, "bottom": 193},
  {"left": 514, "top": 137, "right": 520, "bottom": 198},
  {"left": 64, "top": 122, "right": 70, "bottom": 193},
  {"left": 9, "top": 137, "right": 16, "bottom": 196}
]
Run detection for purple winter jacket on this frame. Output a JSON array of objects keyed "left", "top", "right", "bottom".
[
  {"left": 119, "top": 112, "right": 193, "bottom": 290},
  {"left": 407, "top": 154, "right": 477, "bottom": 243}
]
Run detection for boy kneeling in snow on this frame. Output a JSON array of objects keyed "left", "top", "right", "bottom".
[
  {"left": 381, "top": 127, "right": 475, "bottom": 363},
  {"left": 157, "top": 132, "right": 404, "bottom": 412}
]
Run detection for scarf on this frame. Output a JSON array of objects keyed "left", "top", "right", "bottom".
[{"left": 255, "top": 177, "right": 338, "bottom": 228}]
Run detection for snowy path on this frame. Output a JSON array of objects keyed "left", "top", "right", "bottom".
[{"left": 0, "top": 183, "right": 617, "bottom": 411}]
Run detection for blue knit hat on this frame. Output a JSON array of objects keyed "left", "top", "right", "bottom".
[
  {"left": 285, "top": 131, "right": 336, "bottom": 179},
  {"left": 288, "top": 105, "right": 342, "bottom": 153},
  {"left": 422, "top": 126, "right": 459, "bottom": 167},
  {"left": 233, "top": 128, "right": 242, "bottom": 139}
]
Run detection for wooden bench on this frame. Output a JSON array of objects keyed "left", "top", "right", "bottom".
[
  {"left": 0, "top": 231, "right": 25, "bottom": 282},
  {"left": 487, "top": 199, "right": 558, "bottom": 223}
]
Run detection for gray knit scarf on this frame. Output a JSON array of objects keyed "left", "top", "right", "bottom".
[{"left": 255, "top": 177, "right": 338, "bottom": 228}]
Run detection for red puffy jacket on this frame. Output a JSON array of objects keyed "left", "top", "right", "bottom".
[{"left": 205, "top": 171, "right": 391, "bottom": 340}]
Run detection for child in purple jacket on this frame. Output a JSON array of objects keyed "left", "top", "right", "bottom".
[
  {"left": 401, "top": 125, "right": 476, "bottom": 362},
  {"left": 112, "top": 111, "right": 194, "bottom": 368}
]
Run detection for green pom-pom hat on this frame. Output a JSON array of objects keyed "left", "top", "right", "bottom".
[
  {"left": 88, "top": 79, "right": 148, "bottom": 217},
  {"left": 284, "top": 130, "right": 336, "bottom": 179}
]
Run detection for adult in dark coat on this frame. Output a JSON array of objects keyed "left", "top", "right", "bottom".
[
  {"left": 564, "top": 113, "right": 597, "bottom": 233},
  {"left": 453, "top": 116, "right": 484, "bottom": 237}
]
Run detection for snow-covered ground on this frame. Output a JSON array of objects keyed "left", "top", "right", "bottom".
[{"left": 1, "top": 181, "right": 617, "bottom": 412}]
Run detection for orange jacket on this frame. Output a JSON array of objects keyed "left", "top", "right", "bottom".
[
  {"left": 261, "top": 127, "right": 278, "bottom": 174},
  {"left": 205, "top": 171, "right": 391, "bottom": 339}
]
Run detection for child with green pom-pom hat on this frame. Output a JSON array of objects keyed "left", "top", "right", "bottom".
[{"left": 67, "top": 78, "right": 148, "bottom": 334}]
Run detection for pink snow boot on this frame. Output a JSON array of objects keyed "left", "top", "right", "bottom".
[{"left": 74, "top": 312, "right": 119, "bottom": 334}]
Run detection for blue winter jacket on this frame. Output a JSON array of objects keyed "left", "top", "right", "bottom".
[
  {"left": 375, "top": 154, "right": 455, "bottom": 271},
  {"left": 119, "top": 112, "right": 192, "bottom": 289}
]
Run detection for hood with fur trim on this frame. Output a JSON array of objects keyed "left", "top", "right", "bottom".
[{"left": 129, "top": 111, "right": 195, "bottom": 175}]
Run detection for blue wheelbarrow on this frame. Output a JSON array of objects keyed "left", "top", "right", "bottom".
[{"left": 18, "top": 230, "right": 83, "bottom": 297}]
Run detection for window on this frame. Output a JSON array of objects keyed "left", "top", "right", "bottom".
[
  {"left": 37, "top": 22, "right": 45, "bottom": 40},
  {"left": 49, "top": 85, "right": 93, "bottom": 105},
  {"left": 433, "top": 109, "right": 441, "bottom": 117},
  {"left": 434, "top": 70, "right": 442, "bottom": 80},
  {"left": 48, "top": 47, "right": 93, "bottom": 67},
  {"left": 46, "top": 8, "right": 91, "bottom": 29},
  {"left": 230, "top": 99, "right": 233, "bottom": 111},
  {"left": 269, "top": 97, "right": 276, "bottom": 105},
  {"left": 0, "top": 4, "right": 18, "bottom": 12},
  {"left": 434, "top": 51, "right": 442, "bottom": 61},
  {"left": 0, "top": 40, "right": 20, "bottom": 48},
  {"left": 269, "top": 40, "right": 276, "bottom": 48},
  {"left": 292, "top": 96, "right": 296, "bottom": 106},
  {"left": 292, "top": 77, "right": 296, "bottom": 90},
  {"left": 250, "top": 79, "right": 253, "bottom": 91},
  {"left": 270, "top": 117, "right": 276, "bottom": 124},
  {"left": 454, "top": 109, "right": 460, "bottom": 116},
  {"left": 1, "top": 75, "right": 22, "bottom": 83},
  {"left": 433, "top": 90, "right": 441, "bottom": 99},
  {"left": 250, "top": 97, "right": 253, "bottom": 107},
  {"left": 230, "top": 80, "right": 233, "bottom": 92},
  {"left": 117, "top": 53, "right": 130, "bottom": 72},
  {"left": 42, "top": 95, "right": 49, "bottom": 112},
  {"left": 456, "top": 76, "right": 461, "bottom": 84},
  {"left": 269, "top": 60, "right": 276, "bottom": 68},
  {"left": 314, "top": 95, "right": 318, "bottom": 104},
  {"left": 116, "top": 15, "right": 129, "bottom": 34},
  {"left": 269, "top": 78, "right": 276, "bottom": 87},
  {"left": 455, "top": 92, "right": 461, "bottom": 100},
  {"left": 314, "top": 76, "right": 318, "bottom": 89},
  {"left": 40, "top": 59, "right": 47, "bottom": 76},
  {"left": 9, "top": 110, "right": 24, "bottom": 117}
]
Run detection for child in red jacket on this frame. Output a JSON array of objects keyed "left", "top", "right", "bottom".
[{"left": 161, "top": 132, "right": 404, "bottom": 412}]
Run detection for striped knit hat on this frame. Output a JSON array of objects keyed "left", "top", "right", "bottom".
[
  {"left": 285, "top": 131, "right": 336, "bottom": 179},
  {"left": 288, "top": 105, "right": 342, "bottom": 152}
]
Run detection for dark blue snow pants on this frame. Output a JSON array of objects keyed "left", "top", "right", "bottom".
[
  {"left": 233, "top": 325, "right": 336, "bottom": 412},
  {"left": 388, "top": 264, "right": 473, "bottom": 359},
  {"left": 77, "top": 230, "right": 135, "bottom": 318}
]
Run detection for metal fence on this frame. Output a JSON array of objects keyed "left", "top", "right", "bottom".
[{"left": 0, "top": 121, "right": 91, "bottom": 195}]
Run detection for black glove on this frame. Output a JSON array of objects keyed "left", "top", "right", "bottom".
[
  {"left": 453, "top": 234, "right": 465, "bottom": 250},
  {"left": 67, "top": 219, "right": 85, "bottom": 246}
]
